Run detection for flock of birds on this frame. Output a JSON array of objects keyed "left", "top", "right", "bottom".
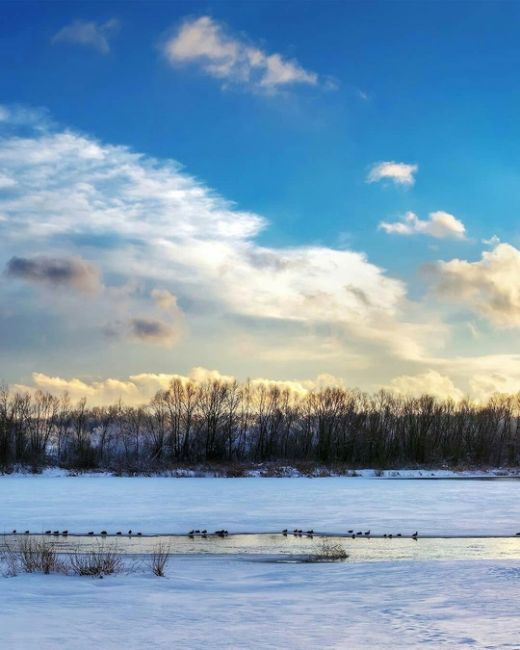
[
  {"left": 10, "top": 528, "right": 520, "bottom": 539},
  {"left": 281, "top": 529, "right": 419, "bottom": 540},
  {"left": 188, "top": 529, "right": 229, "bottom": 539},
  {"left": 10, "top": 529, "right": 143, "bottom": 537}
]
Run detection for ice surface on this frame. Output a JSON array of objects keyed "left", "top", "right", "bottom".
[{"left": 2, "top": 475, "right": 520, "bottom": 535}]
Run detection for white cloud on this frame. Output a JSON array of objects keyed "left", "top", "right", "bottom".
[
  {"left": 0, "top": 173, "right": 15, "bottom": 189},
  {"left": 163, "top": 16, "right": 319, "bottom": 92},
  {"left": 0, "top": 109, "right": 407, "bottom": 332},
  {"left": 380, "top": 211, "right": 466, "bottom": 240},
  {"left": 52, "top": 19, "right": 119, "bottom": 54},
  {"left": 430, "top": 243, "right": 520, "bottom": 327},
  {"left": 0, "top": 106, "right": 445, "bottom": 388},
  {"left": 482, "top": 234, "right": 500, "bottom": 246},
  {"left": 367, "top": 161, "right": 418, "bottom": 187}
]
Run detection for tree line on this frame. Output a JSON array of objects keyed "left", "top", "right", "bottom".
[{"left": 1, "top": 379, "right": 520, "bottom": 471}]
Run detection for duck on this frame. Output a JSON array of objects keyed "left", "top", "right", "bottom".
[
  {"left": 348, "top": 530, "right": 353, "bottom": 534},
  {"left": 282, "top": 529, "right": 288, "bottom": 536},
  {"left": 88, "top": 531, "right": 94, "bottom": 536},
  {"left": 128, "top": 530, "right": 132, "bottom": 536},
  {"left": 100, "top": 530, "right": 107, "bottom": 536},
  {"left": 116, "top": 531, "right": 122, "bottom": 536},
  {"left": 62, "top": 530, "right": 68, "bottom": 536},
  {"left": 364, "top": 530, "right": 370, "bottom": 536},
  {"left": 45, "top": 530, "right": 51, "bottom": 535},
  {"left": 412, "top": 531, "right": 418, "bottom": 539}
]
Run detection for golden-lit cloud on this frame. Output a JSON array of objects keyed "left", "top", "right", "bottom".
[
  {"left": 385, "top": 370, "right": 464, "bottom": 401},
  {"left": 429, "top": 243, "right": 520, "bottom": 327}
]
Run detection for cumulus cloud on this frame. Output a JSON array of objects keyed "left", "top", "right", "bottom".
[
  {"left": 367, "top": 161, "right": 418, "bottom": 187},
  {"left": 385, "top": 370, "right": 464, "bottom": 401},
  {"left": 5, "top": 255, "right": 100, "bottom": 293},
  {"left": 379, "top": 211, "right": 466, "bottom": 239},
  {"left": 129, "top": 318, "right": 179, "bottom": 347},
  {"left": 429, "top": 243, "right": 520, "bottom": 327},
  {"left": 52, "top": 19, "right": 119, "bottom": 54},
  {"left": 151, "top": 289, "right": 179, "bottom": 311},
  {"left": 418, "top": 353, "right": 520, "bottom": 402},
  {"left": 163, "top": 16, "right": 319, "bottom": 92}
]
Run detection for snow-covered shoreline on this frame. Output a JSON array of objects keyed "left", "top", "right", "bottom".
[{"left": 3, "top": 465, "right": 520, "bottom": 479}]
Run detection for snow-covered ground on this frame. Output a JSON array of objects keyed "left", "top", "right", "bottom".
[
  {"left": 2, "top": 475, "right": 520, "bottom": 536},
  {"left": 2, "top": 556, "right": 520, "bottom": 649}
]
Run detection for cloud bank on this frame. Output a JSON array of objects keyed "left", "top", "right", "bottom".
[{"left": 1, "top": 105, "right": 517, "bottom": 402}]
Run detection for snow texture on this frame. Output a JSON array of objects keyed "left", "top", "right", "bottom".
[{"left": 2, "top": 557, "right": 520, "bottom": 649}]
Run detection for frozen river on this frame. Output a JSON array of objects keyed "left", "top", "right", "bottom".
[{"left": 2, "top": 475, "right": 520, "bottom": 536}]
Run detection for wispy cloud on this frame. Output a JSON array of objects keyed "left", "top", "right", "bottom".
[
  {"left": 367, "top": 161, "right": 418, "bottom": 187},
  {"left": 163, "top": 16, "right": 320, "bottom": 93},
  {"left": 379, "top": 211, "right": 466, "bottom": 240},
  {"left": 52, "top": 19, "right": 120, "bottom": 54}
]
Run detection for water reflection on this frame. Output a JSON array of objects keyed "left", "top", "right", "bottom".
[{"left": 1, "top": 533, "right": 519, "bottom": 562}]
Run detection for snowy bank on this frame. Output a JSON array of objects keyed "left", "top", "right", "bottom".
[
  {"left": 3, "top": 465, "right": 520, "bottom": 479},
  {"left": 2, "top": 557, "right": 520, "bottom": 649}
]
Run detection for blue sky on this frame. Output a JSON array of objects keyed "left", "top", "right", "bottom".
[{"left": 1, "top": 1, "right": 519, "bottom": 403}]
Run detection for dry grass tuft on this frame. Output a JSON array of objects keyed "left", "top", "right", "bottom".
[
  {"left": 150, "top": 543, "right": 171, "bottom": 577},
  {"left": 69, "top": 544, "right": 123, "bottom": 576}
]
